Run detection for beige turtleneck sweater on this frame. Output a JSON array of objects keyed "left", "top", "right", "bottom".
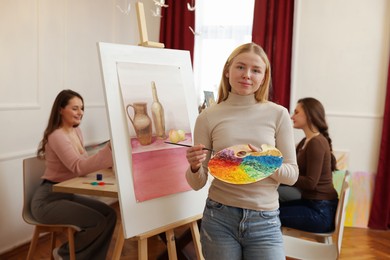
[{"left": 186, "top": 92, "right": 298, "bottom": 211}]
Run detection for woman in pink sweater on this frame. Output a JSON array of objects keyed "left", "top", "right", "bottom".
[{"left": 31, "top": 89, "right": 116, "bottom": 260}]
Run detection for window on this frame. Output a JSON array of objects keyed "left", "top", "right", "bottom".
[{"left": 193, "top": 0, "right": 255, "bottom": 104}]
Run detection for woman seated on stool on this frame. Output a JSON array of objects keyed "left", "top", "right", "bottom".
[
  {"left": 278, "top": 97, "right": 338, "bottom": 233},
  {"left": 31, "top": 89, "right": 116, "bottom": 260}
]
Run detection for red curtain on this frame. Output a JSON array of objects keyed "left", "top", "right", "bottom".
[
  {"left": 159, "top": 0, "right": 195, "bottom": 63},
  {"left": 368, "top": 58, "right": 390, "bottom": 230},
  {"left": 252, "top": 0, "right": 294, "bottom": 109}
]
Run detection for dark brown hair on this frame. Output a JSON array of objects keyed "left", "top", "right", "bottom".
[
  {"left": 298, "top": 97, "right": 337, "bottom": 171},
  {"left": 37, "top": 89, "right": 84, "bottom": 158}
]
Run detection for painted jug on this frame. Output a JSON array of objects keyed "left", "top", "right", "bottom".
[{"left": 126, "top": 102, "right": 152, "bottom": 145}]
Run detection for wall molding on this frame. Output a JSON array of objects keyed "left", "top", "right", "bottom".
[
  {"left": 327, "top": 112, "right": 383, "bottom": 119},
  {"left": 0, "top": 104, "right": 41, "bottom": 111},
  {"left": 86, "top": 103, "right": 106, "bottom": 108},
  {"left": 0, "top": 149, "right": 36, "bottom": 162},
  {"left": 0, "top": 138, "right": 107, "bottom": 162}
]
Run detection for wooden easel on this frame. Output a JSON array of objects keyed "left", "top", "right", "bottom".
[
  {"left": 112, "top": 214, "right": 203, "bottom": 260},
  {"left": 111, "top": 3, "right": 203, "bottom": 259},
  {"left": 135, "top": 2, "right": 165, "bottom": 48}
]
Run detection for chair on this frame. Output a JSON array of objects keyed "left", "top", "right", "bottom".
[
  {"left": 22, "top": 157, "right": 80, "bottom": 260},
  {"left": 283, "top": 177, "right": 351, "bottom": 259},
  {"left": 282, "top": 170, "right": 351, "bottom": 244}
]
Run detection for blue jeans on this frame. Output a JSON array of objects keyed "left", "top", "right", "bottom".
[
  {"left": 200, "top": 198, "right": 285, "bottom": 260},
  {"left": 279, "top": 199, "right": 338, "bottom": 233}
]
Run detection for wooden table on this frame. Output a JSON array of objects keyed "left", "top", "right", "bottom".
[
  {"left": 53, "top": 169, "right": 117, "bottom": 198},
  {"left": 52, "top": 169, "right": 203, "bottom": 260}
]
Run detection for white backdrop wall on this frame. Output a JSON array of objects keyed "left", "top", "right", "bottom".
[
  {"left": 290, "top": 0, "right": 390, "bottom": 227},
  {"left": 291, "top": 0, "right": 390, "bottom": 173},
  {"left": 0, "top": 0, "right": 389, "bottom": 254},
  {"left": 0, "top": 0, "right": 160, "bottom": 253}
]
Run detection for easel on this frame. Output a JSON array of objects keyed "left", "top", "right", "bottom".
[
  {"left": 135, "top": 2, "right": 165, "bottom": 48},
  {"left": 112, "top": 214, "right": 203, "bottom": 260},
  {"left": 111, "top": 3, "right": 204, "bottom": 259}
]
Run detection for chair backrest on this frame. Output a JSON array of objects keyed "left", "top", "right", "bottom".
[
  {"left": 22, "top": 157, "right": 46, "bottom": 225},
  {"left": 334, "top": 175, "right": 351, "bottom": 255},
  {"left": 333, "top": 171, "right": 350, "bottom": 229}
]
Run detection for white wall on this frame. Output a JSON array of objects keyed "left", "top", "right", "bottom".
[
  {"left": 1, "top": 0, "right": 389, "bottom": 254},
  {"left": 0, "top": 0, "right": 160, "bottom": 253},
  {"left": 291, "top": 0, "right": 390, "bottom": 173},
  {"left": 290, "top": 0, "right": 389, "bottom": 228}
]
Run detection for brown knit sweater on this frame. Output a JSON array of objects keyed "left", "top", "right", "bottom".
[{"left": 294, "top": 134, "right": 338, "bottom": 200}]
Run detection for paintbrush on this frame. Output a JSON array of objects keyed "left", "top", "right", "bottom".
[{"left": 164, "top": 141, "right": 214, "bottom": 152}]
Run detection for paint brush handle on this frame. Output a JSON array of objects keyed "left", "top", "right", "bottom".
[{"left": 164, "top": 141, "right": 214, "bottom": 152}]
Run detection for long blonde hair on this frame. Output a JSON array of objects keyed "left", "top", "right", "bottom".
[{"left": 217, "top": 42, "right": 271, "bottom": 103}]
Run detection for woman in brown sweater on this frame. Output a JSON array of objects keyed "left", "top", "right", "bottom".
[{"left": 279, "top": 97, "right": 338, "bottom": 233}]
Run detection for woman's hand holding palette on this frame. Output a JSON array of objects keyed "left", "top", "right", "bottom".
[{"left": 208, "top": 144, "right": 283, "bottom": 184}]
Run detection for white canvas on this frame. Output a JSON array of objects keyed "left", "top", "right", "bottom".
[{"left": 98, "top": 42, "right": 208, "bottom": 238}]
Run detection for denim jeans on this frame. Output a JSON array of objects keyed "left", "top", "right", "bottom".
[
  {"left": 200, "top": 198, "right": 285, "bottom": 260},
  {"left": 279, "top": 198, "right": 338, "bottom": 233}
]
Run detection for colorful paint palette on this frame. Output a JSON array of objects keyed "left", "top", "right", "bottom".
[{"left": 208, "top": 144, "right": 283, "bottom": 184}]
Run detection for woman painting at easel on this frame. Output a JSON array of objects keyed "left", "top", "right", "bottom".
[
  {"left": 185, "top": 43, "right": 298, "bottom": 259},
  {"left": 30, "top": 89, "right": 116, "bottom": 260}
]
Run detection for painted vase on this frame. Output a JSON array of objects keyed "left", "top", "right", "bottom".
[{"left": 126, "top": 102, "right": 152, "bottom": 145}]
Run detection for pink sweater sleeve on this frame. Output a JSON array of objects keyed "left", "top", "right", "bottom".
[{"left": 42, "top": 128, "right": 113, "bottom": 182}]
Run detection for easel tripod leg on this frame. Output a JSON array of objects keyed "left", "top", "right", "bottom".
[
  {"left": 138, "top": 238, "right": 148, "bottom": 260},
  {"left": 166, "top": 229, "right": 178, "bottom": 260},
  {"left": 190, "top": 220, "right": 204, "bottom": 260},
  {"left": 112, "top": 226, "right": 125, "bottom": 260}
]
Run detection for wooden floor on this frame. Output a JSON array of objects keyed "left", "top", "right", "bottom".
[{"left": 2, "top": 202, "right": 390, "bottom": 259}]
